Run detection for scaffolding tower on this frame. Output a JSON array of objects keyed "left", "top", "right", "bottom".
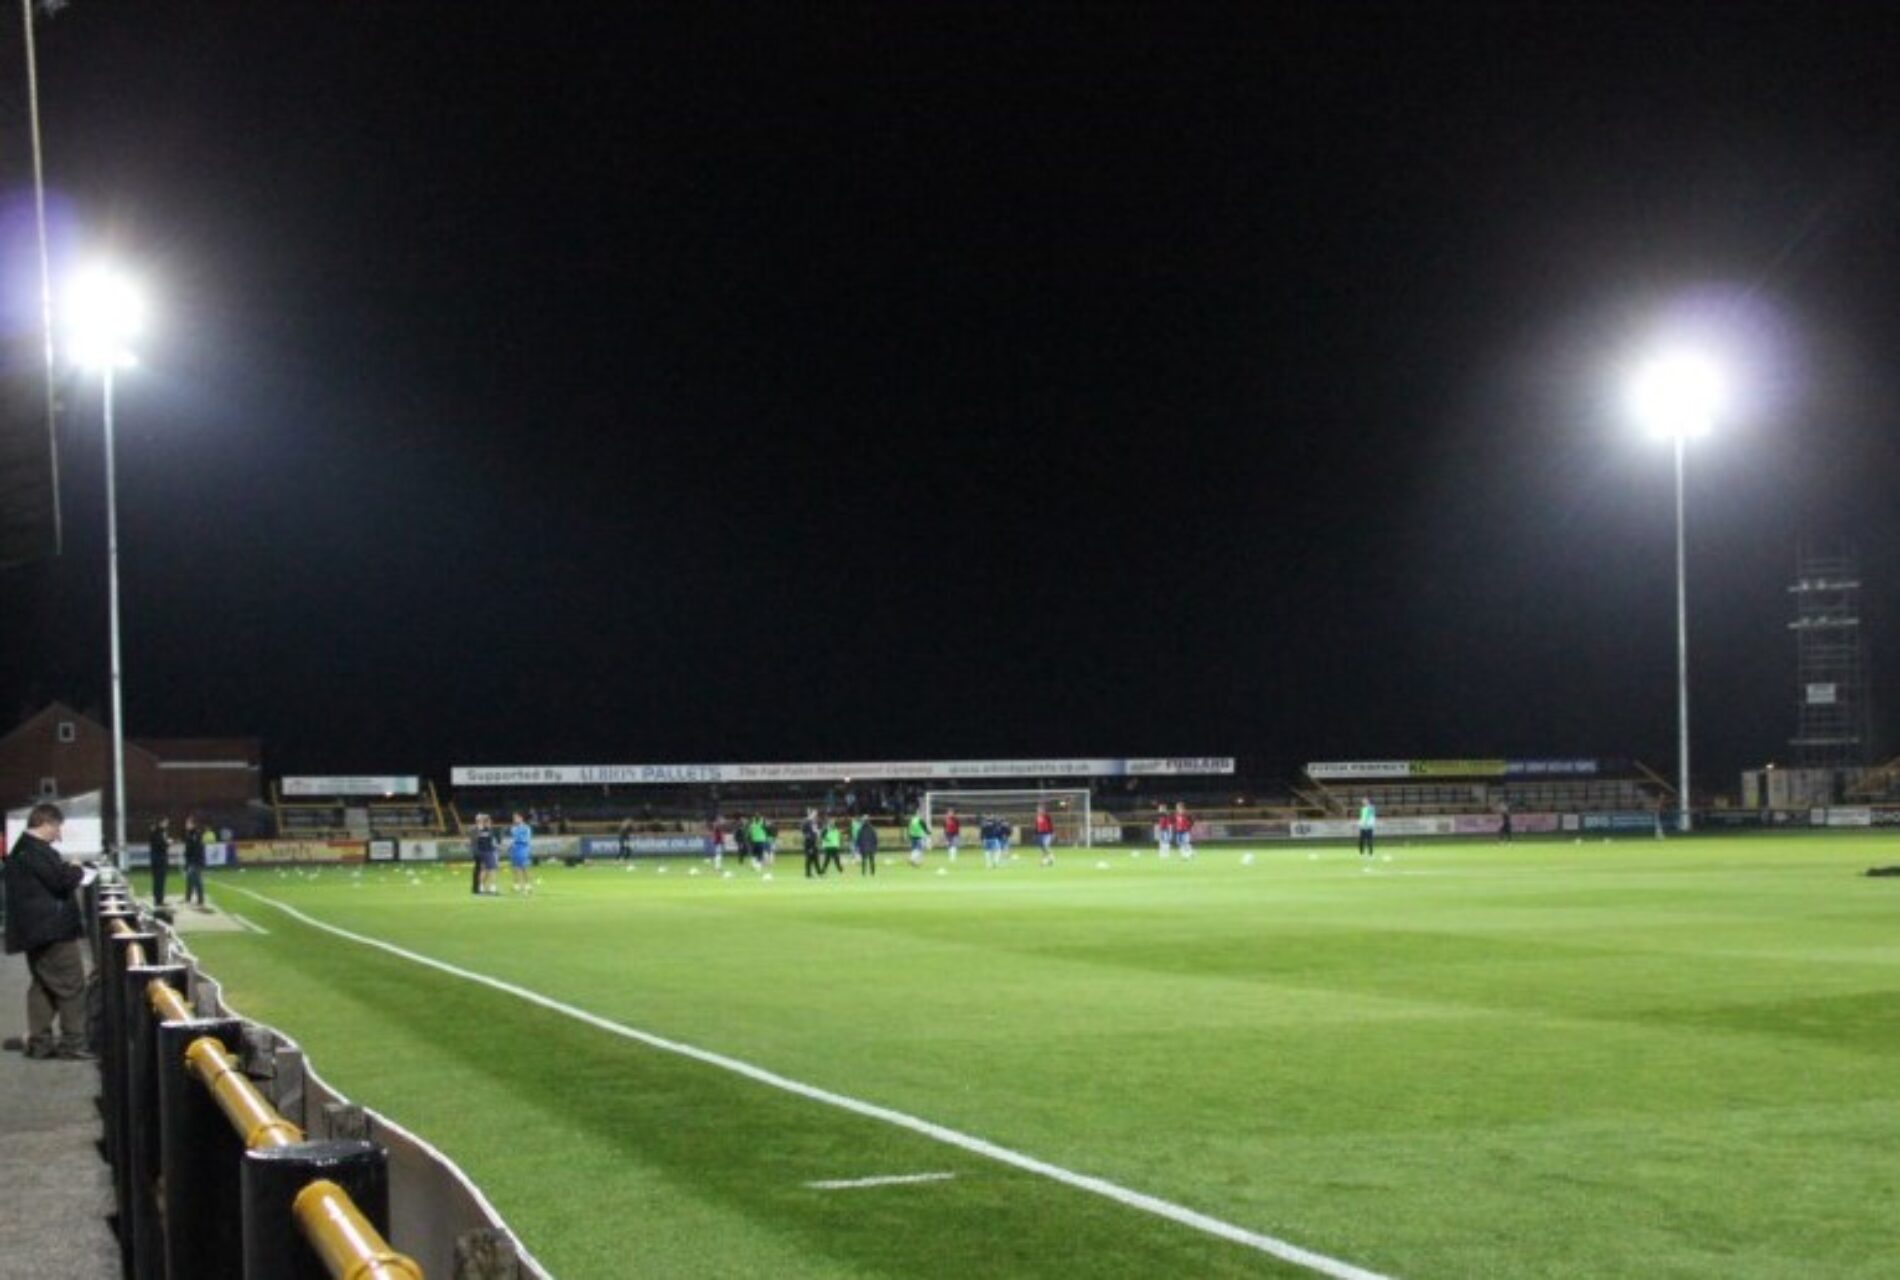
[{"left": 1788, "top": 543, "right": 1869, "bottom": 768}]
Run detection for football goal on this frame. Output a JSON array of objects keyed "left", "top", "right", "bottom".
[{"left": 921, "top": 789, "right": 1093, "bottom": 848}]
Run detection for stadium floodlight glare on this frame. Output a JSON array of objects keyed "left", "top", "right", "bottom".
[
  {"left": 66, "top": 265, "right": 147, "bottom": 868},
  {"left": 67, "top": 267, "right": 145, "bottom": 372},
  {"left": 1629, "top": 350, "right": 1724, "bottom": 441},
  {"left": 1628, "top": 348, "right": 1726, "bottom": 834}
]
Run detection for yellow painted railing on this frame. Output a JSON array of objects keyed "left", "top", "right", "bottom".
[{"left": 116, "top": 919, "right": 421, "bottom": 1276}]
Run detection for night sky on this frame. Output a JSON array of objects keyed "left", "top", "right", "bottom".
[{"left": 2, "top": 3, "right": 1898, "bottom": 790}]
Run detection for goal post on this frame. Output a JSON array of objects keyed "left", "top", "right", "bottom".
[{"left": 921, "top": 788, "right": 1093, "bottom": 848}]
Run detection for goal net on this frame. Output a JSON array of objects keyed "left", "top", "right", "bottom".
[{"left": 921, "top": 789, "right": 1092, "bottom": 848}]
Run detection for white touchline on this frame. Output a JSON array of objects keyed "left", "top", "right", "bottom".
[
  {"left": 806, "top": 1172, "right": 958, "bottom": 1190},
  {"left": 228, "top": 914, "right": 269, "bottom": 934},
  {"left": 230, "top": 888, "right": 1395, "bottom": 1280}
]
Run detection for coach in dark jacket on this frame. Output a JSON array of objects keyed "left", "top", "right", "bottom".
[
  {"left": 148, "top": 817, "right": 172, "bottom": 906},
  {"left": 3, "top": 803, "right": 91, "bottom": 1059},
  {"left": 854, "top": 813, "right": 878, "bottom": 876}
]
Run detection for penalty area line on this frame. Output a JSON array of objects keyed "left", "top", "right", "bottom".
[
  {"left": 228, "top": 887, "right": 1394, "bottom": 1280},
  {"left": 806, "top": 1172, "right": 957, "bottom": 1190}
]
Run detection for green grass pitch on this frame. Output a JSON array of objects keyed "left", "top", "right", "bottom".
[{"left": 172, "top": 836, "right": 1900, "bottom": 1278}]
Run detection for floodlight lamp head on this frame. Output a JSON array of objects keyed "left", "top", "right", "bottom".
[
  {"left": 1630, "top": 350, "right": 1724, "bottom": 441},
  {"left": 66, "top": 266, "right": 145, "bottom": 373}
]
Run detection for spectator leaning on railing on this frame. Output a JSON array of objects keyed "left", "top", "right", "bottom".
[{"left": 3, "top": 803, "right": 95, "bottom": 1060}]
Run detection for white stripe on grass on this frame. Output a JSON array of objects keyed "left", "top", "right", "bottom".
[
  {"left": 227, "top": 914, "right": 269, "bottom": 934},
  {"left": 231, "top": 887, "right": 1394, "bottom": 1280},
  {"left": 806, "top": 1172, "right": 958, "bottom": 1190}
]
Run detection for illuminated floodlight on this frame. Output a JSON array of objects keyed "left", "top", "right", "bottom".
[
  {"left": 66, "top": 262, "right": 151, "bottom": 867},
  {"left": 1629, "top": 350, "right": 1724, "bottom": 440},
  {"left": 67, "top": 266, "right": 145, "bottom": 371}
]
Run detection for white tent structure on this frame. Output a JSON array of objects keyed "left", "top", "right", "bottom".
[{"left": 5, "top": 789, "right": 103, "bottom": 861}]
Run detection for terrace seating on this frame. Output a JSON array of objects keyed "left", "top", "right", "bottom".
[{"left": 1307, "top": 772, "right": 1667, "bottom": 816}]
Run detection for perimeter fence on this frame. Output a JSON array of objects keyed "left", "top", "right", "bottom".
[{"left": 84, "top": 873, "right": 548, "bottom": 1279}]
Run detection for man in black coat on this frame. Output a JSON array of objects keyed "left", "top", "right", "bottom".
[
  {"left": 148, "top": 817, "right": 172, "bottom": 906},
  {"left": 3, "top": 803, "right": 92, "bottom": 1060},
  {"left": 181, "top": 816, "right": 209, "bottom": 908}
]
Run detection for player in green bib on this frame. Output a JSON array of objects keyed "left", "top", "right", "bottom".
[
  {"left": 820, "top": 819, "right": 845, "bottom": 876},
  {"left": 906, "top": 811, "right": 930, "bottom": 866}
]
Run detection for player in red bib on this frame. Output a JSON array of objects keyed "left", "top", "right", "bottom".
[
  {"left": 943, "top": 808, "right": 961, "bottom": 862},
  {"left": 1035, "top": 805, "right": 1056, "bottom": 866},
  {"left": 1173, "top": 802, "right": 1195, "bottom": 860}
]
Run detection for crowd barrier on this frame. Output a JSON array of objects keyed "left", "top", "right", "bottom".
[{"left": 83, "top": 875, "right": 547, "bottom": 1279}]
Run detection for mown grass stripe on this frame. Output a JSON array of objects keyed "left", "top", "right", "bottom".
[{"left": 231, "top": 885, "right": 1395, "bottom": 1280}]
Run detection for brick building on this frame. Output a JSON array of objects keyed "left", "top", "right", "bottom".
[{"left": 0, "top": 702, "right": 262, "bottom": 828}]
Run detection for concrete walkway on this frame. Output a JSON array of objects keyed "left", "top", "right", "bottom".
[{"left": 0, "top": 953, "right": 121, "bottom": 1280}]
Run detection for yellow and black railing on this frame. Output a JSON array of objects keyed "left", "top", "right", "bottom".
[{"left": 92, "top": 882, "right": 422, "bottom": 1279}]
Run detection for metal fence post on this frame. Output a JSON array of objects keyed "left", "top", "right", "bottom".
[
  {"left": 105, "top": 927, "right": 154, "bottom": 1257},
  {"left": 157, "top": 1016, "right": 247, "bottom": 1280},
  {"left": 240, "top": 1139, "right": 390, "bottom": 1280},
  {"left": 122, "top": 960, "right": 186, "bottom": 1280}
]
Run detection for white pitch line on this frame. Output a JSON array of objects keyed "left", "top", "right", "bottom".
[
  {"left": 807, "top": 1172, "right": 957, "bottom": 1190},
  {"left": 229, "top": 887, "right": 1394, "bottom": 1280},
  {"left": 228, "top": 914, "right": 270, "bottom": 934}
]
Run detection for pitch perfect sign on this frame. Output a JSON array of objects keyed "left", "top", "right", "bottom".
[
  {"left": 452, "top": 758, "right": 1236, "bottom": 787},
  {"left": 1305, "top": 759, "right": 1598, "bottom": 780}
]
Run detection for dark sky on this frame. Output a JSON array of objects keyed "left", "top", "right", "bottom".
[{"left": 3, "top": 3, "right": 1898, "bottom": 790}]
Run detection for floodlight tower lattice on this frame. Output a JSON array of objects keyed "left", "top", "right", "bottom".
[{"left": 1788, "top": 542, "right": 1868, "bottom": 770}]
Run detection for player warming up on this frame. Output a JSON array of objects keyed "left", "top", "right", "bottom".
[
  {"left": 1155, "top": 804, "right": 1174, "bottom": 859},
  {"left": 942, "top": 808, "right": 961, "bottom": 862},
  {"left": 907, "top": 809, "right": 930, "bottom": 867},
  {"left": 508, "top": 812, "right": 534, "bottom": 895},
  {"left": 1358, "top": 797, "right": 1377, "bottom": 869},
  {"left": 470, "top": 813, "right": 500, "bottom": 896},
  {"left": 820, "top": 818, "right": 845, "bottom": 875},
  {"left": 802, "top": 809, "right": 823, "bottom": 878},
  {"left": 1035, "top": 804, "right": 1056, "bottom": 866}
]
